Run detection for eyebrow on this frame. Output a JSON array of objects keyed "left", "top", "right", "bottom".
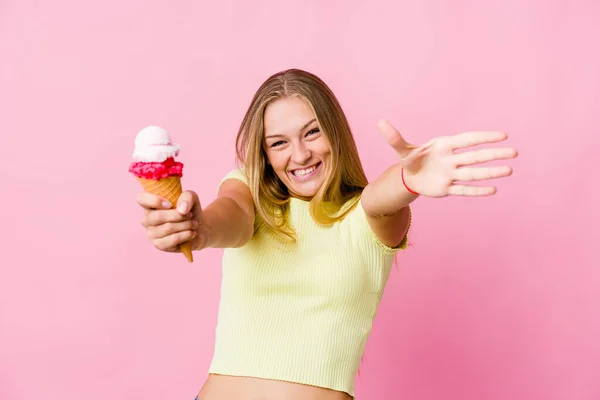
[{"left": 265, "top": 118, "right": 317, "bottom": 139}]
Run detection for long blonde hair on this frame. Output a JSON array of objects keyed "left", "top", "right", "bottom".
[{"left": 235, "top": 69, "right": 369, "bottom": 242}]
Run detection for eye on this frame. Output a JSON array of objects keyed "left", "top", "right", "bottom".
[
  {"left": 306, "top": 128, "right": 320, "bottom": 137},
  {"left": 270, "top": 140, "right": 285, "bottom": 148}
]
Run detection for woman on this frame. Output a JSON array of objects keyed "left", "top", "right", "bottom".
[{"left": 136, "top": 69, "right": 518, "bottom": 400}]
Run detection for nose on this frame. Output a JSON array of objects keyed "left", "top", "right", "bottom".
[{"left": 291, "top": 143, "right": 311, "bottom": 164}]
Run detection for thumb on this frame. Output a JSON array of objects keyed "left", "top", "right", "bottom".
[
  {"left": 377, "top": 119, "right": 413, "bottom": 156},
  {"left": 176, "top": 190, "right": 200, "bottom": 217}
]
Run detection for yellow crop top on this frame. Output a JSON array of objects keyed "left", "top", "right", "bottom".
[{"left": 208, "top": 169, "right": 410, "bottom": 398}]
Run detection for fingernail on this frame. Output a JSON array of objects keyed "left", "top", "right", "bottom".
[
  {"left": 162, "top": 201, "right": 172, "bottom": 208},
  {"left": 178, "top": 202, "right": 188, "bottom": 213}
]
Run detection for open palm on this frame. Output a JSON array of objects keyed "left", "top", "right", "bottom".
[{"left": 378, "top": 120, "right": 518, "bottom": 198}]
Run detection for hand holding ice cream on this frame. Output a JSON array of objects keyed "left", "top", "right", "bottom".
[{"left": 129, "top": 126, "right": 194, "bottom": 262}]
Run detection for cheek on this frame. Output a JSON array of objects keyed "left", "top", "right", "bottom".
[
  {"left": 266, "top": 151, "right": 287, "bottom": 171},
  {"left": 314, "top": 139, "right": 332, "bottom": 158}
]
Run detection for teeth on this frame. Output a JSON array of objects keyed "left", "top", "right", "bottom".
[{"left": 292, "top": 165, "right": 317, "bottom": 176}]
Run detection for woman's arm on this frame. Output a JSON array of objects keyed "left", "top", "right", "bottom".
[
  {"left": 359, "top": 119, "right": 517, "bottom": 248},
  {"left": 198, "top": 179, "right": 255, "bottom": 250},
  {"left": 361, "top": 163, "right": 417, "bottom": 248}
]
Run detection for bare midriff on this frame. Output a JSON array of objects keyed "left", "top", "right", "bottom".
[{"left": 196, "top": 374, "right": 353, "bottom": 400}]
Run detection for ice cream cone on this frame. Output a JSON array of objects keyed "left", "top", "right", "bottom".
[
  {"left": 137, "top": 176, "right": 194, "bottom": 263},
  {"left": 129, "top": 126, "right": 193, "bottom": 263}
]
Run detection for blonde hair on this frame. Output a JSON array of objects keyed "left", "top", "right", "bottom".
[{"left": 235, "top": 69, "right": 369, "bottom": 242}]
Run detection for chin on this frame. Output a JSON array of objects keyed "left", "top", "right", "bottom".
[{"left": 288, "top": 180, "right": 324, "bottom": 199}]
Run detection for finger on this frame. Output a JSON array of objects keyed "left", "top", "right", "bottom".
[
  {"left": 137, "top": 192, "right": 173, "bottom": 210},
  {"left": 176, "top": 190, "right": 200, "bottom": 215},
  {"left": 142, "top": 209, "right": 192, "bottom": 227},
  {"left": 147, "top": 219, "right": 198, "bottom": 240},
  {"left": 377, "top": 119, "right": 414, "bottom": 156},
  {"left": 447, "top": 184, "right": 497, "bottom": 196},
  {"left": 452, "top": 166, "right": 513, "bottom": 182},
  {"left": 452, "top": 147, "right": 518, "bottom": 166},
  {"left": 152, "top": 230, "right": 197, "bottom": 252},
  {"left": 449, "top": 131, "right": 508, "bottom": 150}
]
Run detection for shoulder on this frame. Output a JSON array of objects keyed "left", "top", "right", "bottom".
[
  {"left": 217, "top": 168, "right": 255, "bottom": 219},
  {"left": 218, "top": 168, "right": 249, "bottom": 190},
  {"left": 217, "top": 168, "right": 250, "bottom": 199}
]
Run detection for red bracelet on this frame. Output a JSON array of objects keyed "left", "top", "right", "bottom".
[{"left": 401, "top": 167, "right": 419, "bottom": 195}]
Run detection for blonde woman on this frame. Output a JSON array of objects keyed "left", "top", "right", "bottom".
[{"left": 136, "top": 69, "right": 518, "bottom": 400}]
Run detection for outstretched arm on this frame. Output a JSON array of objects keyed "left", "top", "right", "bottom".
[
  {"left": 137, "top": 176, "right": 255, "bottom": 255},
  {"left": 162, "top": 178, "right": 255, "bottom": 252},
  {"left": 361, "top": 120, "right": 518, "bottom": 248},
  {"left": 200, "top": 179, "right": 254, "bottom": 249},
  {"left": 199, "top": 178, "right": 255, "bottom": 249}
]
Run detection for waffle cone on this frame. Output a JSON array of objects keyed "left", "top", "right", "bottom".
[{"left": 137, "top": 176, "right": 194, "bottom": 263}]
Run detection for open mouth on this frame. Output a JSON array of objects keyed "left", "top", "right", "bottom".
[{"left": 289, "top": 162, "right": 321, "bottom": 180}]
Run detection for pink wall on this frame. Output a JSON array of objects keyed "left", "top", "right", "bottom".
[{"left": 1, "top": 1, "right": 598, "bottom": 399}]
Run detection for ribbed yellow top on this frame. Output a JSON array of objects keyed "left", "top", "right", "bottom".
[{"left": 208, "top": 169, "right": 409, "bottom": 398}]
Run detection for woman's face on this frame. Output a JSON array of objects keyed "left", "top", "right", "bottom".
[{"left": 263, "top": 96, "right": 331, "bottom": 199}]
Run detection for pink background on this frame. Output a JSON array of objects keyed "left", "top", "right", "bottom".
[{"left": 1, "top": 1, "right": 599, "bottom": 399}]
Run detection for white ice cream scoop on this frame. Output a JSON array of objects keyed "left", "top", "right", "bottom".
[{"left": 132, "top": 125, "right": 180, "bottom": 162}]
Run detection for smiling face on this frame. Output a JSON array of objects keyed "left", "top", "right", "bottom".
[{"left": 263, "top": 96, "right": 331, "bottom": 200}]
